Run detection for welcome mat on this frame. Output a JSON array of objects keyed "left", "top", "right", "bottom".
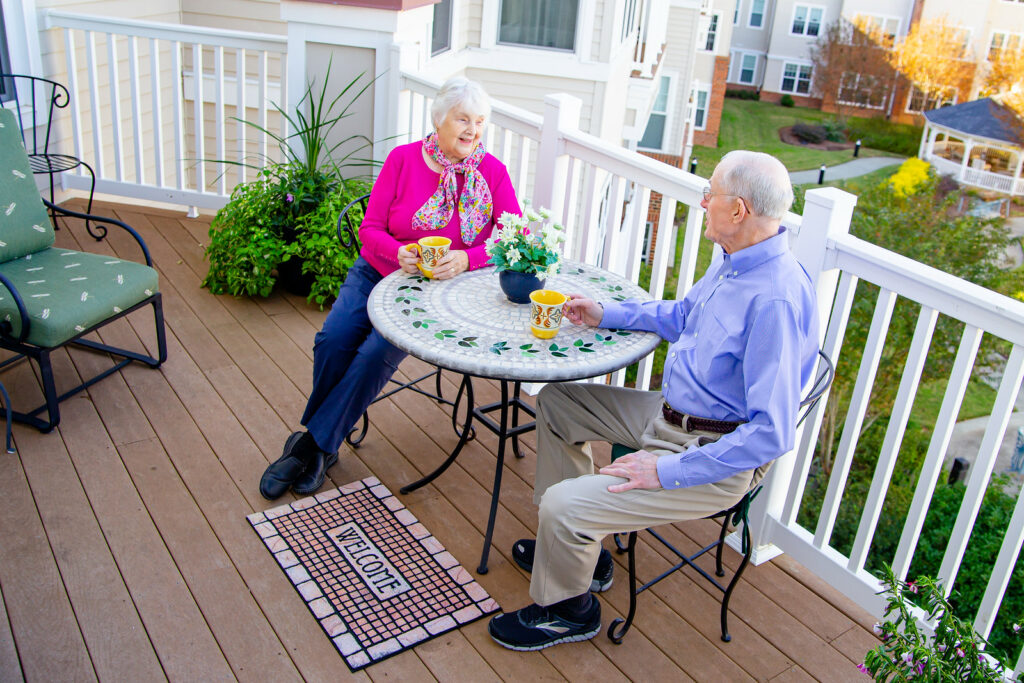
[{"left": 247, "top": 476, "right": 499, "bottom": 671}]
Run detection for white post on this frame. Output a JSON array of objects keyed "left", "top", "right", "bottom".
[
  {"left": 918, "top": 121, "right": 929, "bottom": 158},
  {"left": 533, "top": 93, "right": 582, "bottom": 221},
  {"left": 740, "top": 187, "right": 856, "bottom": 564},
  {"left": 959, "top": 139, "right": 974, "bottom": 181}
]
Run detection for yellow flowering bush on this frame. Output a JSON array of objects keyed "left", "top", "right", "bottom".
[{"left": 889, "top": 158, "right": 932, "bottom": 197}]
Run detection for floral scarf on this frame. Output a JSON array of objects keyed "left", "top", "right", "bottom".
[{"left": 412, "top": 132, "right": 493, "bottom": 245}]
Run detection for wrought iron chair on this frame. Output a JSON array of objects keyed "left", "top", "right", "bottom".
[
  {"left": 335, "top": 193, "right": 472, "bottom": 446},
  {"left": 0, "top": 74, "right": 97, "bottom": 234},
  {"left": 607, "top": 349, "right": 835, "bottom": 644},
  {"left": 0, "top": 108, "right": 166, "bottom": 432}
]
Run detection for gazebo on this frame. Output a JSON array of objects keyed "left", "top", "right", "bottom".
[{"left": 918, "top": 97, "right": 1024, "bottom": 196}]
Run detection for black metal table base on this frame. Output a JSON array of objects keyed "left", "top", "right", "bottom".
[{"left": 400, "top": 375, "right": 536, "bottom": 573}]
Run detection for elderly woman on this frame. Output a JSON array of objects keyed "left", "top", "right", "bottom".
[{"left": 260, "top": 77, "right": 521, "bottom": 500}]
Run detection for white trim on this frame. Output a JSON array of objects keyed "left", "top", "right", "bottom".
[
  {"left": 637, "top": 71, "right": 676, "bottom": 153},
  {"left": 692, "top": 83, "right": 710, "bottom": 131},
  {"left": 789, "top": 4, "right": 825, "bottom": 38},
  {"left": 1, "top": 0, "right": 43, "bottom": 77},
  {"left": 852, "top": 12, "right": 902, "bottom": 45},
  {"left": 495, "top": 0, "right": 582, "bottom": 55},
  {"left": 779, "top": 61, "right": 813, "bottom": 95},
  {"left": 730, "top": 50, "right": 760, "bottom": 85},
  {"left": 698, "top": 12, "right": 721, "bottom": 52}
]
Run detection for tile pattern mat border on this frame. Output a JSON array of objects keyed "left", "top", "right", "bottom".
[{"left": 248, "top": 476, "right": 499, "bottom": 671}]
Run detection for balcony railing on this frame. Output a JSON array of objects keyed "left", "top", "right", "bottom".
[
  {"left": 926, "top": 153, "right": 1024, "bottom": 196},
  {"left": 33, "top": 11, "right": 1024, "bottom": 675}
]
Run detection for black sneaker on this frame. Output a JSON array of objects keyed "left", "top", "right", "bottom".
[
  {"left": 488, "top": 601, "right": 601, "bottom": 651},
  {"left": 512, "top": 539, "right": 614, "bottom": 592}
]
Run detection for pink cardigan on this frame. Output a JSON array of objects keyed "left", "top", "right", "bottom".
[{"left": 358, "top": 141, "right": 522, "bottom": 276}]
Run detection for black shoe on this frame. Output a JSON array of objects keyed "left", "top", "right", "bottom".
[
  {"left": 292, "top": 448, "right": 338, "bottom": 495},
  {"left": 259, "top": 431, "right": 308, "bottom": 500},
  {"left": 512, "top": 539, "right": 614, "bottom": 592},
  {"left": 488, "top": 600, "right": 601, "bottom": 651}
]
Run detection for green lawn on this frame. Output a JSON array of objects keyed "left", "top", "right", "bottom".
[{"left": 691, "top": 99, "right": 896, "bottom": 175}]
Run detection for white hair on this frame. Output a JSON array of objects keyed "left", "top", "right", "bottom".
[
  {"left": 718, "top": 150, "right": 794, "bottom": 220},
  {"left": 431, "top": 77, "right": 491, "bottom": 130}
]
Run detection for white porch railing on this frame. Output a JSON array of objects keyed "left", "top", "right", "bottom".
[
  {"left": 32, "top": 12, "right": 1024, "bottom": 674},
  {"left": 926, "top": 153, "right": 1024, "bottom": 196},
  {"left": 42, "top": 10, "right": 288, "bottom": 211}
]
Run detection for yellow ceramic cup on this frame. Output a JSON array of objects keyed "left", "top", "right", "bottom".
[
  {"left": 415, "top": 236, "right": 451, "bottom": 278},
  {"left": 529, "top": 289, "right": 568, "bottom": 339}
]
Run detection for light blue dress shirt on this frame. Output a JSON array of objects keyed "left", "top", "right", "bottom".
[{"left": 599, "top": 229, "right": 819, "bottom": 489}]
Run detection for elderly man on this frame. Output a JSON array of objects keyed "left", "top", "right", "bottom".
[{"left": 488, "top": 150, "right": 820, "bottom": 651}]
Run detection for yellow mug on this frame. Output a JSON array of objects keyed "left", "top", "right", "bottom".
[
  {"left": 414, "top": 236, "right": 451, "bottom": 278},
  {"left": 529, "top": 289, "right": 568, "bottom": 339}
]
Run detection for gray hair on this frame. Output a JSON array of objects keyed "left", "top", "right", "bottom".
[
  {"left": 718, "top": 150, "right": 794, "bottom": 220},
  {"left": 431, "top": 77, "right": 491, "bottom": 129}
]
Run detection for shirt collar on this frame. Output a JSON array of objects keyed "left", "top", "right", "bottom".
[{"left": 721, "top": 227, "right": 789, "bottom": 275}]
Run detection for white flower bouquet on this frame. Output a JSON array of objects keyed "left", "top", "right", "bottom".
[{"left": 484, "top": 206, "right": 565, "bottom": 277}]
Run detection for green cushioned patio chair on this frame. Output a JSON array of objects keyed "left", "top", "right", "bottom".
[{"left": 0, "top": 107, "right": 166, "bottom": 432}]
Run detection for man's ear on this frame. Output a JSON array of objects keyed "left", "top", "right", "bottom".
[{"left": 731, "top": 197, "right": 746, "bottom": 222}]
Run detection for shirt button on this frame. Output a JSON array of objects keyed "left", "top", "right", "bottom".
[
  {"left": 718, "top": 275, "right": 724, "bottom": 280},
  {"left": 732, "top": 270, "right": 738, "bottom": 275},
  {"left": 671, "top": 352, "right": 676, "bottom": 358},
  {"left": 674, "top": 481, "right": 680, "bottom": 486}
]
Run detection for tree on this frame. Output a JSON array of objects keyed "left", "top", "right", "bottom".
[
  {"left": 983, "top": 47, "right": 1024, "bottom": 120},
  {"left": 889, "top": 16, "right": 977, "bottom": 112},
  {"left": 809, "top": 18, "right": 895, "bottom": 123}
]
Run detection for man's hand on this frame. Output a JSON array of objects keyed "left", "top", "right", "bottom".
[
  {"left": 598, "top": 450, "right": 662, "bottom": 493},
  {"left": 397, "top": 244, "right": 420, "bottom": 273},
  {"left": 564, "top": 295, "right": 604, "bottom": 327},
  {"left": 430, "top": 250, "right": 470, "bottom": 280}
]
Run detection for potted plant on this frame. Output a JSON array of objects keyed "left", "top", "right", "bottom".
[
  {"left": 485, "top": 205, "right": 565, "bottom": 303},
  {"left": 202, "top": 62, "right": 375, "bottom": 306},
  {"left": 860, "top": 565, "right": 1023, "bottom": 681}
]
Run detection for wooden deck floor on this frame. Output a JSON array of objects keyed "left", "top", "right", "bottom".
[{"left": 0, "top": 200, "right": 880, "bottom": 682}]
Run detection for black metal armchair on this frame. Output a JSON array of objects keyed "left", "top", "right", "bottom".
[
  {"left": 607, "top": 349, "right": 835, "bottom": 644},
  {"left": 335, "top": 193, "right": 471, "bottom": 446},
  {"left": 0, "top": 74, "right": 97, "bottom": 233}
]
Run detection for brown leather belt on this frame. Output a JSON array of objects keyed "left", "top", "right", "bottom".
[{"left": 662, "top": 402, "right": 744, "bottom": 434}]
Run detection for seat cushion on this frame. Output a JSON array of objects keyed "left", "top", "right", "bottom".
[
  {"left": 0, "top": 247, "right": 159, "bottom": 348},
  {"left": 0, "top": 109, "right": 56, "bottom": 261}
]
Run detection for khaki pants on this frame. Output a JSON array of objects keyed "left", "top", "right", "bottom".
[{"left": 530, "top": 382, "right": 761, "bottom": 606}]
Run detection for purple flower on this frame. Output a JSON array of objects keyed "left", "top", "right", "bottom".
[
  {"left": 907, "top": 581, "right": 918, "bottom": 594},
  {"left": 937, "top": 643, "right": 947, "bottom": 653},
  {"left": 873, "top": 623, "right": 883, "bottom": 636},
  {"left": 285, "top": 193, "right": 294, "bottom": 203},
  {"left": 915, "top": 661, "right": 924, "bottom": 675},
  {"left": 956, "top": 648, "right": 965, "bottom": 658},
  {"left": 856, "top": 663, "right": 870, "bottom": 675},
  {"left": 1014, "top": 623, "right": 1021, "bottom": 633}
]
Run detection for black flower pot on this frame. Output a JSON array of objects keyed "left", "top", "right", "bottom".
[
  {"left": 277, "top": 256, "right": 315, "bottom": 297},
  {"left": 499, "top": 270, "right": 545, "bottom": 304}
]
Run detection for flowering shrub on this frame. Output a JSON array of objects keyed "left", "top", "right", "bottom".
[
  {"left": 485, "top": 206, "right": 565, "bottom": 277},
  {"left": 888, "top": 158, "right": 932, "bottom": 198},
  {"left": 861, "top": 565, "right": 1022, "bottom": 681}
]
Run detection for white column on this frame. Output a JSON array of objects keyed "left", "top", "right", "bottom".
[
  {"left": 742, "top": 187, "right": 857, "bottom": 564},
  {"left": 918, "top": 121, "right": 929, "bottom": 158},
  {"left": 532, "top": 93, "right": 582, "bottom": 221},
  {"left": 959, "top": 139, "right": 974, "bottom": 181}
]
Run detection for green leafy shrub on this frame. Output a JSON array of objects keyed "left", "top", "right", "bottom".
[
  {"left": 863, "top": 565, "right": 1022, "bottom": 680},
  {"left": 822, "top": 118, "right": 846, "bottom": 142},
  {"left": 845, "top": 117, "right": 923, "bottom": 156},
  {"left": 725, "top": 88, "right": 760, "bottom": 100},
  {"left": 792, "top": 122, "right": 828, "bottom": 143},
  {"left": 780, "top": 94, "right": 795, "bottom": 107}
]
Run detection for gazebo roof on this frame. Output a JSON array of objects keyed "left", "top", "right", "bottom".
[{"left": 924, "top": 98, "right": 1024, "bottom": 147}]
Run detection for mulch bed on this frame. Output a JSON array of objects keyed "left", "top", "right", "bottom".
[{"left": 778, "top": 126, "right": 856, "bottom": 151}]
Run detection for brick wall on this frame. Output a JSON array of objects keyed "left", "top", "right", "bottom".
[
  {"left": 692, "top": 56, "right": 729, "bottom": 148},
  {"left": 638, "top": 153, "right": 685, "bottom": 263}
]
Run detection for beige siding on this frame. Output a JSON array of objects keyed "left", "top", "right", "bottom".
[
  {"left": 465, "top": 67, "right": 598, "bottom": 134},
  {"left": 663, "top": 5, "right": 699, "bottom": 156},
  {"left": 181, "top": 0, "right": 286, "bottom": 34},
  {"left": 463, "top": 0, "right": 482, "bottom": 48}
]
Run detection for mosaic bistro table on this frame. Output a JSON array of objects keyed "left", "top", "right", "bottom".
[{"left": 368, "top": 259, "right": 660, "bottom": 572}]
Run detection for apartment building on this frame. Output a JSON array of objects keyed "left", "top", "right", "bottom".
[{"left": 724, "top": 0, "right": 1024, "bottom": 122}]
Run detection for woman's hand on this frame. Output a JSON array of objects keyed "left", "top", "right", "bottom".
[
  {"left": 397, "top": 244, "right": 421, "bottom": 274},
  {"left": 564, "top": 295, "right": 604, "bottom": 327},
  {"left": 430, "top": 250, "right": 470, "bottom": 280}
]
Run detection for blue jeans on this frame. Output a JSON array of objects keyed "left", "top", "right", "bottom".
[{"left": 301, "top": 257, "right": 407, "bottom": 453}]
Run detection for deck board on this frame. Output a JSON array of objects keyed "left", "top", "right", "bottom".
[{"left": 0, "top": 200, "right": 880, "bottom": 681}]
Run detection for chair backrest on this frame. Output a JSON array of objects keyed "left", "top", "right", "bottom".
[
  {"left": 336, "top": 193, "right": 371, "bottom": 249},
  {"left": 0, "top": 74, "right": 69, "bottom": 157},
  {"left": 0, "top": 108, "right": 56, "bottom": 262}
]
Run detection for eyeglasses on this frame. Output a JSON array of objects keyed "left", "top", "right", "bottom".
[{"left": 702, "top": 187, "right": 751, "bottom": 214}]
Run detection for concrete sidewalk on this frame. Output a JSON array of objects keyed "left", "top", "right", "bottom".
[{"left": 790, "top": 156, "right": 905, "bottom": 185}]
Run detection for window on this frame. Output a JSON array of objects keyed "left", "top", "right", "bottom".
[
  {"left": 0, "top": 7, "right": 11, "bottom": 103},
  {"left": 700, "top": 14, "right": 720, "bottom": 51},
  {"left": 639, "top": 75, "right": 671, "bottom": 150},
  {"left": 431, "top": 0, "right": 453, "bottom": 56},
  {"left": 499, "top": 0, "right": 579, "bottom": 51},
  {"left": 734, "top": 0, "right": 739, "bottom": 24},
  {"left": 989, "top": 31, "right": 1023, "bottom": 60},
  {"left": 906, "top": 86, "right": 955, "bottom": 114},
  {"left": 780, "top": 63, "right": 812, "bottom": 94},
  {"left": 837, "top": 72, "right": 886, "bottom": 109},
  {"left": 854, "top": 14, "right": 900, "bottom": 47},
  {"left": 749, "top": 0, "right": 765, "bottom": 28},
  {"left": 693, "top": 86, "right": 710, "bottom": 130},
  {"left": 621, "top": 0, "right": 638, "bottom": 42},
  {"left": 791, "top": 5, "right": 823, "bottom": 37},
  {"left": 736, "top": 53, "right": 757, "bottom": 84}
]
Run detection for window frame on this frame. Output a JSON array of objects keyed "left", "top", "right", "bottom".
[
  {"left": 780, "top": 62, "right": 813, "bottom": 95},
  {"left": 905, "top": 86, "right": 956, "bottom": 114},
  {"left": 790, "top": 4, "right": 825, "bottom": 38},
  {"left": 497, "top": 0, "right": 581, "bottom": 53},
  {"left": 700, "top": 12, "right": 721, "bottom": 52},
  {"left": 735, "top": 52, "right": 758, "bottom": 84},
  {"left": 854, "top": 13, "right": 901, "bottom": 48},
  {"left": 837, "top": 72, "right": 887, "bottom": 109},
  {"left": 431, "top": 0, "right": 454, "bottom": 57},
  {"left": 692, "top": 85, "right": 710, "bottom": 131},
  {"left": 637, "top": 73, "right": 674, "bottom": 152},
  {"left": 0, "top": 0, "right": 41, "bottom": 107},
  {"left": 989, "top": 30, "right": 1023, "bottom": 60},
  {"left": 748, "top": 0, "right": 766, "bottom": 29}
]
